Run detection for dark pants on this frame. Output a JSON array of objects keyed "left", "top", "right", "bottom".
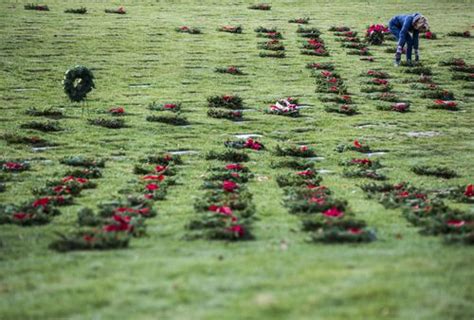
[{"left": 389, "top": 20, "right": 413, "bottom": 61}]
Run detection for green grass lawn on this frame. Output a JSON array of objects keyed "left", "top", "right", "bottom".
[{"left": 0, "top": 0, "right": 473, "bottom": 319}]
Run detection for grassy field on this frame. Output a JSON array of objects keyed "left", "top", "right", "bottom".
[{"left": 0, "top": 0, "right": 473, "bottom": 319}]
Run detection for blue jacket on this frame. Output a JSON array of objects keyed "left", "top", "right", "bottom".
[{"left": 389, "top": 13, "right": 420, "bottom": 49}]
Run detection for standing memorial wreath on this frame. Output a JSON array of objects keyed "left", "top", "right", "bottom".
[{"left": 63, "top": 66, "right": 95, "bottom": 102}]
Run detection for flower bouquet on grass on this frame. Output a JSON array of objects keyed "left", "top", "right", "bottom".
[
  {"left": 33, "top": 178, "right": 96, "bottom": 197},
  {"left": 0, "top": 202, "right": 60, "bottom": 226},
  {"left": 347, "top": 47, "right": 371, "bottom": 56},
  {"left": 377, "top": 102, "right": 411, "bottom": 112},
  {"left": 283, "top": 196, "right": 348, "bottom": 215},
  {"left": 108, "top": 107, "right": 125, "bottom": 116},
  {"left": 258, "top": 39, "right": 285, "bottom": 51},
  {"left": 148, "top": 102, "right": 181, "bottom": 112},
  {"left": 146, "top": 114, "right": 189, "bottom": 126},
  {"left": 20, "top": 120, "right": 63, "bottom": 132},
  {"left": 206, "top": 150, "right": 250, "bottom": 162},
  {"left": 289, "top": 17, "right": 309, "bottom": 24},
  {"left": 450, "top": 64, "right": 474, "bottom": 73},
  {"left": 24, "top": 4, "right": 49, "bottom": 11},
  {"left": 205, "top": 171, "right": 253, "bottom": 184},
  {"left": 360, "top": 83, "right": 392, "bottom": 93},
  {"left": 215, "top": 66, "right": 244, "bottom": 75},
  {"left": 218, "top": 25, "right": 242, "bottom": 33},
  {"left": 310, "top": 226, "right": 376, "bottom": 243},
  {"left": 105, "top": 6, "right": 126, "bottom": 14},
  {"left": 256, "top": 31, "right": 283, "bottom": 39},
  {"left": 412, "top": 165, "right": 458, "bottom": 179},
  {"left": 367, "top": 92, "right": 399, "bottom": 102},
  {"left": 301, "top": 47, "right": 329, "bottom": 56},
  {"left": 336, "top": 36, "right": 361, "bottom": 43},
  {"left": 341, "top": 158, "right": 382, "bottom": 169},
  {"left": 439, "top": 58, "right": 466, "bottom": 67},
  {"left": 88, "top": 118, "right": 125, "bottom": 129},
  {"left": 225, "top": 138, "right": 264, "bottom": 151},
  {"left": 98, "top": 196, "right": 157, "bottom": 218},
  {"left": 259, "top": 51, "right": 286, "bottom": 58},
  {"left": 207, "top": 109, "right": 243, "bottom": 121},
  {"left": 366, "top": 24, "right": 389, "bottom": 45},
  {"left": 133, "top": 163, "right": 177, "bottom": 176},
  {"left": 444, "top": 184, "right": 474, "bottom": 203},
  {"left": 2, "top": 133, "right": 53, "bottom": 147},
  {"left": 49, "top": 229, "right": 130, "bottom": 252},
  {"left": 360, "top": 57, "right": 375, "bottom": 62},
  {"left": 301, "top": 38, "right": 325, "bottom": 50},
  {"left": 212, "top": 163, "right": 251, "bottom": 173},
  {"left": 141, "top": 153, "right": 183, "bottom": 166},
  {"left": 343, "top": 168, "right": 386, "bottom": 180},
  {"left": 421, "top": 89, "right": 455, "bottom": 100},
  {"left": 194, "top": 191, "right": 255, "bottom": 216},
  {"left": 61, "top": 156, "right": 105, "bottom": 168},
  {"left": 65, "top": 167, "right": 102, "bottom": 179},
  {"left": 296, "top": 26, "right": 322, "bottom": 38},
  {"left": 265, "top": 97, "right": 300, "bottom": 117},
  {"left": 65, "top": 7, "right": 87, "bottom": 14},
  {"left": 201, "top": 180, "right": 245, "bottom": 192},
  {"left": 403, "top": 66, "right": 433, "bottom": 76},
  {"left": 306, "top": 62, "right": 334, "bottom": 70},
  {"left": 78, "top": 209, "right": 146, "bottom": 237},
  {"left": 362, "top": 182, "right": 429, "bottom": 209},
  {"left": 452, "top": 73, "right": 474, "bottom": 81},
  {"left": 186, "top": 213, "right": 254, "bottom": 241},
  {"left": 277, "top": 170, "right": 322, "bottom": 188},
  {"left": 335, "top": 30, "right": 358, "bottom": 37},
  {"left": 319, "top": 95, "right": 353, "bottom": 104},
  {"left": 248, "top": 3, "right": 271, "bottom": 10},
  {"left": 365, "top": 70, "right": 390, "bottom": 78},
  {"left": 410, "top": 83, "right": 439, "bottom": 91},
  {"left": 329, "top": 26, "right": 351, "bottom": 32},
  {"left": 176, "top": 26, "right": 201, "bottom": 34},
  {"left": 26, "top": 107, "right": 63, "bottom": 118},
  {"left": 324, "top": 104, "right": 358, "bottom": 115},
  {"left": 255, "top": 26, "right": 277, "bottom": 33},
  {"left": 341, "top": 42, "right": 367, "bottom": 50},
  {"left": 1, "top": 161, "right": 30, "bottom": 173},
  {"left": 447, "top": 31, "right": 471, "bottom": 38},
  {"left": 336, "top": 140, "right": 371, "bottom": 153},
  {"left": 301, "top": 214, "right": 366, "bottom": 232},
  {"left": 270, "top": 158, "right": 315, "bottom": 170},
  {"left": 208, "top": 95, "right": 243, "bottom": 109},
  {"left": 420, "top": 31, "right": 437, "bottom": 39},
  {"left": 427, "top": 100, "right": 459, "bottom": 111},
  {"left": 275, "top": 145, "right": 316, "bottom": 158}
]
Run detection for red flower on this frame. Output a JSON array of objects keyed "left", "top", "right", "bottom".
[
  {"left": 327, "top": 77, "right": 338, "bottom": 83},
  {"left": 155, "top": 165, "right": 167, "bottom": 172},
  {"left": 145, "top": 183, "right": 159, "bottom": 191},
  {"left": 163, "top": 104, "right": 176, "bottom": 109},
  {"left": 391, "top": 103, "right": 409, "bottom": 112},
  {"left": 143, "top": 175, "right": 165, "bottom": 181},
  {"left": 13, "top": 212, "right": 31, "bottom": 220},
  {"left": 353, "top": 140, "right": 362, "bottom": 149},
  {"left": 341, "top": 95, "right": 352, "bottom": 102},
  {"left": 296, "top": 170, "right": 314, "bottom": 177},
  {"left": 463, "top": 31, "right": 471, "bottom": 37},
  {"left": 309, "top": 197, "right": 325, "bottom": 204},
  {"left": 398, "top": 191, "right": 410, "bottom": 198},
  {"left": 53, "top": 185, "right": 69, "bottom": 194},
  {"left": 244, "top": 138, "right": 263, "bottom": 150},
  {"left": 225, "top": 163, "right": 244, "bottom": 171},
  {"left": 117, "top": 6, "right": 125, "bottom": 13},
  {"left": 222, "top": 180, "right": 238, "bottom": 192},
  {"left": 109, "top": 107, "right": 125, "bottom": 114},
  {"left": 103, "top": 215, "right": 132, "bottom": 232},
  {"left": 323, "top": 207, "right": 344, "bottom": 218},
  {"left": 223, "top": 95, "right": 233, "bottom": 101},
  {"left": 434, "top": 100, "right": 457, "bottom": 108},
  {"left": 446, "top": 220, "right": 465, "bottom": 228},
  {"left": 227, "top": 225, "right": 245, "bottom": 237},
  {"left": 329, "top": 86, "right": 338, "bottom": 92},
  {"left": 33, "top": 197, "right": 50, "bottom": 208},
  {"left": 373, "top": 78, "right": 388, "bottom": 85},
  {"left": 464, "top": 184, "right": 474, "bottom": 197},
  {"left": 83, "top": 234, "right": 95, "bottom": 242},
  {"left": 299, "top": 145, "right": 308, "bottom": 152},
  {"left": 208, "top": 205, "right": 233, "bottom": 216},
  {"left": 347, "top": 227, "right": 363, "bottom": 235},
  {"left": 3, "top": 162, "right": 24, "bottom": 170},
  {"left": 144, "top": 194, "right": 153, "bottom": 199},
  {"left": 180, "top": 26, "right": 190, "bottom": 31},
  {"left": 351, "top": 158, "right": 371, "bottom": 165}
]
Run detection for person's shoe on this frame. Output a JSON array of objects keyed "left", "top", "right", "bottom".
[
  {"left": 394, "top": 59, "right": 400, "bottom": 67},
  {"left": 406, "top": 60, "right": 413, "bottom": 67}
]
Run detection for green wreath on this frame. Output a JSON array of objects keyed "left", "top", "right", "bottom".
[{"left": 63, "top": 66, "right": 95, "bottom": 102}]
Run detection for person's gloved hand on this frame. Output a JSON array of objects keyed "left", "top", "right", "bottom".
[{"left": 394, "top": 46, "right": 403, "bottom": 66}]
